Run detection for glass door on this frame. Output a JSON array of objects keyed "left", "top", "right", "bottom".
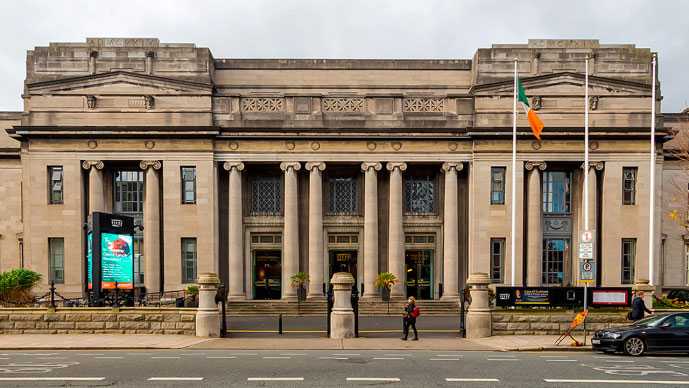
[
  {"left": 405, "top": 250, "right": 433, "bottom": 299},
  {"left": 253, "top": 250, "right": 282, "bottom": 300}
]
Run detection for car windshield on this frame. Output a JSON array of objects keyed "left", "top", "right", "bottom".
[{"left": 632, "top": 315, "right": 667, "bottom": 327}]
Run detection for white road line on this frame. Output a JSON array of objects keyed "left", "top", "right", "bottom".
[
  {"left": 0, "top": 377, "right": 106, "bottom": 381},
  {"left": 333, "top": 353, "right": 360, "bottom": 356},
  {"left": 384, "top": 353, "right": 411, "bottom": 356},
  {"left": 540, "top": 355, "right": 569, "bottom": 358},
  {"left": 604, "top": 360, "right": 635, "bottom": 363},
  {"left": 486, "top": 358, "right": 519, "bottom": 361},
  {"left": 207, "top": 356, "right": 237, "bottom": 359},
  {"left": 21, "top": 353, "right": 57, "bottom": 356},
  {"left": 347, "top": 378, "right": 400, "bottom": 382},
  {"left": 320, "top": 357, "right": 349, "bottom": 360},
  {"left": 227, "top": 353, "right": 257, "bottom": 356},
  {"left": 127, "top": 352, "right": 153, "bottom": 355},
  {"left": 430, "top": 358, "right": 461, "bottom": 361},
  {"left": 78, "top": 353, "right": 104, "bottom": 356},
  {"left": 446, "top": 378, "right": 500, "bottom": 382},
  {"left": 248, "top": 377, "right": 304, "bottom": 381},
  {"left": 151, "top": 356, "right": 180, "bottom": 359},
  {"left": 36, "top": 357, "right": 67, "bottom": 360},
  {"left": 280, "top": 353, "right": 306, "bottom": 356},
  {"left": 544, "top": 379, "right": 689, "bottom": 385},
  {"left": 148, "top": 377, "right": 204, "bottom": 381},
  {"left": 436, "top": 354, "right": 463, "bottom": 357},
  {"left": 546, "top": 359, "right": 578, "bottom": 362},
  {"left": 662, "top": 361, "right": 689, "bottom": 364},
  {"left": 372, "top": 357, "right": 404, "bottom": 360},
  {"left": 95, "top": 356, "right": 124, "bottom": 359},
  {"left": 263, "top": 356, "right": 292, "bottom": 359}
]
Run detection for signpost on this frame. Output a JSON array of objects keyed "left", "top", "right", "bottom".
[{"left": 578, "top": 230, "right": 594, "bottom": 345}]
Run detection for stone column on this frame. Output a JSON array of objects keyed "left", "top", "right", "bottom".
[
  {"left": 280, "top": 162, "right": 301, "bottom": 299},
  {"left": 329, "top": 272, "right": 355, "bottom": 339},
  {"left": 525, "top": 161, "right": 546, "bottom": 286},
  {"left": 442, "top": 162, "right": 463, "bottom": 300},
  {"left": 466, "top": 272, "right": 492, "bottom": 339},
  {"left": 195, "top": 272, "right": 220, "bottom": 337},
  {"left": 82, "top": 160, "right": 105, "bottom": 214},
  {"left": 223, "top": 162, "right": 245, "bottom": 300},
  {"left": 140, "top": 160, "right": 162, "bottom": 294},
  {"left": 361, "top": 162, "right": 382, "bottom": 299},
  {"left": 306, "top": 162, "right": 326, "bottom": 299},
  {"left": 386, "top": 162, "right": 407, "bottom": 298}
]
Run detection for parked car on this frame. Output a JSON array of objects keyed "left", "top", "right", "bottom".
[{"left": 592, "top": 313, "right": 689, "bottom": 356}]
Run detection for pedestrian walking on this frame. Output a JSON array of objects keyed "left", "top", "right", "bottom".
[
  {"left": 628, "top": 290, "right": 653, "bottom": 321},
  {"left": 401, "top": 296, "right": 420, "bottom": 341}
]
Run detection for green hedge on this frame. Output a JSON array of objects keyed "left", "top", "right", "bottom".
[{"left": 0, "top": 268, "right": 42, "bottom": 304}]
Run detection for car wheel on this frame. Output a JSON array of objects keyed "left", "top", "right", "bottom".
[{"left": 623, "top": 337, "right": 646, "bottom": 356}]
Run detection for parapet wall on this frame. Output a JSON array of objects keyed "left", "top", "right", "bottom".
[{"left": 492, "top": 310, "right": 628, "bottom": 335}]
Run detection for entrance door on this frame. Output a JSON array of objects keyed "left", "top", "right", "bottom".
[
  {"left": 405, "top": 250, "right": 433, "bottom": 299},
  {"left": 329, "top": 250, "right": 357, "bottom": 284},
  {"left": 254, "top": 250, "right": 281, "bottom": 300}
]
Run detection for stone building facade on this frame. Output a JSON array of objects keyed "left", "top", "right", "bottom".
[{"left": 0, "top": 38, "right": 678, "bottom": 300}]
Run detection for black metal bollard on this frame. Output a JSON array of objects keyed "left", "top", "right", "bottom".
[
  {"left": 49, "top": 281, "right": 56, "bottom": 309},
  {"left": 439, "top": 283, "right": 444, "bottom": 300},
  {"left": 278, "top": 313, "right": 283, "bottom": 335},
  {"left": 459, "top": 289, "right": 466, "bottom": 338},
  {"left": 351, "top": 284, "right": 359, "bottom": 338},
  {"left": 215, "top": 283, "right": 227, "bottom": 338},
  {"left": 326, "top": 284, "right": 334, "bottom": 338},
  {"left": 113, "top": 282, "right": 120, "bottom": 308}
]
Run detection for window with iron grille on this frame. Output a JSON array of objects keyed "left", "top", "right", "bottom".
[
  {"left": 542, "top": 238, "right": 568, "bottom": 285},
  {"left": 490, "top": 238, "right": 505, "bottom": 283},
  {"left": 250, "top": 176, "right": 282, "bottom": 215},
  {"left": 48, "top": 166, "right": 63, "bottom": 204},
  {"left": 181, "top": 238, "right": 197, "bottom": 284},
  {"left": 621, "top": 238, "right": 636, "bottom": 284},
  {"left": 181, "top": 166, "right": 196, "bottom": 204},
  {"left": 328, "top": 177, "right": 358, "bottom": 215},
  {"left": 623, "top": 167, "right": 637, "bottom": 205},
  {"left": 543, "top": 171, "right": 572, "bottom": 214},
  {"left": 490, "top": 167, "right": 506, "bottom": 205},
  {"left": 48, "top": 238, "right": 64, "bottom": 284},
  {"left": 405, "top": 176, "right": 436, "bottom": 214}
]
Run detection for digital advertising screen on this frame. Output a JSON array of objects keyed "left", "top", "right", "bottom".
[
  {"left": 100, "top": 232, "right": 134, "bottom": 289},
  {"left": 87, "top": 232, "right": 93, "bottom": 289}
]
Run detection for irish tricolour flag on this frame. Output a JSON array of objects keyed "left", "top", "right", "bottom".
[{"left": 517, "top": 79, "right": 545, "bottom": 140}]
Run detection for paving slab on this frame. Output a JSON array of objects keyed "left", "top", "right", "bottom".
[{"left": 0, "top": 334, "right": 213, "bottom": 350}]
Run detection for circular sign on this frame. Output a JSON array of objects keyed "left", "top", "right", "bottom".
[
  {"left": 583, "top": 262, "right": 592, "bottom": 272},
  {"left": 582, "top": 231, "right": 593, "bottom": 242}
]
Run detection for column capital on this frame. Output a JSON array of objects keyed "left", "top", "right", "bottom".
[
  {"left": 139, "top": 160, "right": 162, "bottom": 171},
  {"left": 280, "top": 161, "right": 302, "bottom": 172},
  {"left": 305, "top": 162, "right": 326, "bottom": 172},
  {"left": 441, "top": 162, "right": 463, "bottom": 173},
  {"left": 524, "top": 161, "right": 547, "bottom": 171},
  {"left": 385, "top": 162, "right": 407, "bottom": 172},
  {"left": 81, "top": 160, "right": 104, "bottom": 170},
  {"left": 361, "top": 162, "right": 382, "bottom": 172},
  {"left": 223, "top": 161, "right": 245, "bottom": 172},
  {"left": 582, "top": 161, "right": 605, "bottom": 171}
]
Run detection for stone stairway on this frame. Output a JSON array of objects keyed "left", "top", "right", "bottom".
[{"left": 226, "top": 299, "right": 460, "bottom": 316}]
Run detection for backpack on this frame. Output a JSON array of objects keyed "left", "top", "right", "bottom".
[{"left": 411, "top": 306, "right": 421, "bottom": 318}]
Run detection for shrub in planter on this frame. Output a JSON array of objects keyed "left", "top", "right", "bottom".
[
  {"left": 0, "top": 268, "right": 42, "bottom": 305},
  {"left": 290, "top": 272, "right": 309, "bottom": 302},
  {"left": 374, "top": 272, "right": 398, "bottom": 314},
  {"left": 184, "top": 285, "right": 199, "bottom": 307}
]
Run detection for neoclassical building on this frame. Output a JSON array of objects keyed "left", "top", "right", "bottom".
[{"left": 0, "top": 38, "right": 680, "bottom": 300}]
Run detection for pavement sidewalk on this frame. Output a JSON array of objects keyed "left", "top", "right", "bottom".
[{"left": 0, "top": 334, "right": 592, "bottom": 352}]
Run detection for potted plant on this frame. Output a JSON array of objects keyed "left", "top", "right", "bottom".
[
  {"left": 184, "top": 285, "right": 199, "bottom": 308},
  {"left": 374, "top": 272, "right": 398, "bottom": 314},
  {"left": 0, "top": 268, "right": 42, "bottom": 306},
  {"left": 290, "top": 271, "right": 309, "bottom": 309}
]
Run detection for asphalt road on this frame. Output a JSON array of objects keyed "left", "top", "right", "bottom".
[{"left": 0, "top": 349, "right": 688, "bottom": 387}]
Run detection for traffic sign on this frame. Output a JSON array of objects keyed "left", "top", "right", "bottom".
[
  {"left": 581, "top": 230, "right": 593, "bottom": 243},
  {"left": 580, "top": 259, "right": 595, "bottom": 281},
  {"left": 579, "top": 241, "right": 593, "bottom": 260}
]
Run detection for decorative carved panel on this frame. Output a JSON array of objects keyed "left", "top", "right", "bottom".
[
  {"left": 402, "top": 97, "right": 444, "bottom": 113},
  {"left": 294, "top": 97, "right": 312, "bottom": 114},
  {"left": 322, "top": 97, "right": 366, "bottom": 113},
  {"left": 543, "top": 216, "right": 571, "bottom": 237},
  {"left": 241, "top": 97, "right": 284, "bottom": 113}
]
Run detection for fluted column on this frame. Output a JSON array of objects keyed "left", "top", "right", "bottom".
[
  {"left": 223, "top": 161, "right": 245, "bottom": 300},
  {"left": 280, "top": 162, "right": 301, "bottom": 299},
  {"left": 82, "top": 160, "right": 105, "bottom": 214},
  {"left": 442, "top": 162, "right": 463, "bottom": 300},
  {"left": 386, "top": 162, "right": 407, "bottom": 297},
  {"left": 140, "top": 160, "right": 162, "bottom": 293},
  {"left": 525, "top": 161, "right": 546, "bottom": 286},
  {"left": 361, "top": 162, "right": 382, "bottom": 298},
  {"left": 306, "top": 162, "right": 326, "bottom": 299}
]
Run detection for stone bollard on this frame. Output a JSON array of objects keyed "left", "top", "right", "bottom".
[
  {"left": 196, "top": 272, "right": 221, "bottom": 337},
  {"left": 633, "top": 279, "right": 655, "bottom": 310},
  {"left": 330, "top": 272, "right": 355, "bottom": 339},
  {"left": 466, "top": 272, "right": 492, "bottom": 339}
]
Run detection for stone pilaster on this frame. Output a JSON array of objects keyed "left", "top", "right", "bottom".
[
  {"left": 525, "top": 161, "right": 546, "bottom": 286},
  {"left": 386, "top": 162, "right": 407, "bottom": 297},
  {"left": 280, "top": 162, "right": 301, "bottom": 299},
  {"left": 223, "top": 162, "right": 245, "bottom": 300},
  {"left": 361, "top": 162, "right": 382, "bottom": 298},
  {"left": 82, "top": 160, "right": 105, "bottom": 214},
  {"left": 306, "top": 162, "right": 326, "bottom": 299},
  {"left": 441, "top": 162, "right": 463, "bottom": 300},
  {"left": 140, "top": 160, "right": 162, "bottom": 294}
]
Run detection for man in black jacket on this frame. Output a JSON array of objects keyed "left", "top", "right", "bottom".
[{"left": 629, "top": 290, "right": 653, "bottom": 321}]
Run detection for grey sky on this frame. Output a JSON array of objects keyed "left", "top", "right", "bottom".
[{"left": 1, "top": 0, "right": 687, "bottom": 111}]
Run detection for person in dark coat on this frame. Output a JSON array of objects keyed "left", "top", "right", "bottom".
[
  {"left": 629, "top": 290, "right": 653, "bottom": 321},
  {"left": 401, "top": 297, "right": 419, "bottom": 341}
]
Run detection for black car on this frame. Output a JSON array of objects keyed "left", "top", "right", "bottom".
[{"left": 592, "top": 312, "right": 689, "bottom": 356}]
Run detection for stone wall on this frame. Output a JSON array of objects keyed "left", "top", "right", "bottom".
[
  {"left": 0, "top": 307, "right": 196, "bottom": 335},
  {"left": 492, "top": 310, "right": 628, "bottom": 335}
]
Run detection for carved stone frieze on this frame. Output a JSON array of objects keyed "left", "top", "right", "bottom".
[
  {"left": 86, "top": 95, "right": 97, "bottom": 109},
  {"left": 322, "top": 97, "right": 366, "bottom": 113},
  {"left": 241, "top": 97, "right": 284, "bottom": 112},
  {"left": 543, "top": 217, "right": 571, "bottom": 236},
  {"left": 402, "top": 97, "right": 445, "bottom": 113},
  {"left": 589, "top": 96, "right": 599, "bottom": 111}
]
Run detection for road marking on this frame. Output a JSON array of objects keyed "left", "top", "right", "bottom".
[
  {"left": 0, "top": 377, "right": 105, "bottom": 381},
  {"left": 320, "top": 357, "right": 349, "bottom": 360},
  {"left": 333, "top": 353, "right": 360, "bottom": 356},
  {"left": 78, "top": 353, "right": 104, "bottom": 356},
  {"left": 384, "top": 353, "right": 411, "bottom": 357},
  {"left": 446, "top": 378, "right": 500, "bottom": 382},
  {"left": 662, "top": 361, "right": 689, "bottom": 364},
  {"left": 20, "top": 353, "right": 57, "bottom": 356},
  {"left": 372, "top": 357, "right": 404, "bottom": 360},
  {"left": 227, "top": 353, "right": 257, "bottom": 356},
  {"left": 280, "top": 353, "right": 306, "bottom": 356},
  {"left": 544, "top": 379, "right": 689, "bottom": 384},
  {"left": 431, "top": 358, "right": 461, "bottom": 361},
  {"left": 486, "top": 358, "right": 519, "bottom": 361},
  {"left": 207, "top": 356, "right": 237, "bottom": 359},
  {"left": 436, "top": 354, "right": 463, "bottom": 357},
  {"left": 347, "top": 378, "right": 400, "bottom": 382},
  {"left": 248, "top": 377, "right": 304, "bottom": 381},
  {"left": 95, "top": 356, "right": 124, "bottom": 359},
  {"left": 148, "top": 377, "right": 204, "bottom": 381},
  {"left": 151, "top": 356, "right": 180, "bottom": 359},
  {"left": 604, "top": 360, "right": 635, "bottom": 363},
  {"left": 263, "top": 356, "right": 291, "bottom": 359},
  {"left": 546, "top": 359, "right": 578, "bottom": 362},
  {"left": 540, "top": 355, "right": 569, "bottom": 358}
]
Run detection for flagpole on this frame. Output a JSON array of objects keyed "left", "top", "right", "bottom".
[
  {"left": 648, "top": 53, "right": 657, "bottom": 286},
  {"left": 511, "top": 58, "right": 517, "bottom": 286},
  {"left": 584, "top": 56, "right": 590, "bottom": 233}
]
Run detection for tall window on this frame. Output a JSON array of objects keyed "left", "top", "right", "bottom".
[
  {"left": 48, "top": 166, "right": 63, "bottom": 204},
  {"left": 181, "top": 167, "right": 196, "bottom": 204},
  {"left": 490, "top": 167, "right": 506, "bottom": 205},
  {"left": 250, "top": 176, "right": 282, "bottom": 215},
  {"left": 405, "top": 176, "right": 436, "bottom": 214},
  {"left": 543, "top": 239, "right": 568, "bottom": 285},
  {"left": 114, "top": 170, "right": 144, "bottom": 284},
  {"left": 48, "top": 238, "right": 64, "bottom": 284},
  {"left": 328, "top": 177, "right": 358, "bottom": 215},
  {"left": 181, "top": 238, "right": 197, "bottom": 284},
  {"left": 622, "top": 238, "right": 636, "bottom": 284},
  {"left": 490, "top": 238, "right": 505, "bottom": 283},
  {"left": 623, "top": 167, "right": 637, "bottom": 205},
  {"left": 543, "top": 171, "right": 572, "bottom": 213}
]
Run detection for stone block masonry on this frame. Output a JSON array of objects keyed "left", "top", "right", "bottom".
[
  {"left": 0, "top": 307, "right": 196, "bottom": 335},
  {"left": 492, "top": 310, "right": 628, "bottom": 335}
]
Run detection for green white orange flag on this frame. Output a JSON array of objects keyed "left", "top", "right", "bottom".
[{"left": 516, "top": 79, "right": 545, "bottom": 140}]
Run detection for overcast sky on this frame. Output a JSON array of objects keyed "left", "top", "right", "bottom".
[{"left": 0, "top": 0, "right": 687, "bottom": 111}]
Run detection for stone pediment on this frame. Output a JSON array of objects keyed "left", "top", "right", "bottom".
[
  {"left": 26, "top": 71, "right": 213, "bottom": 96},
  {"left": 471, "top": 72, "right": 652, "bottom": 97}
]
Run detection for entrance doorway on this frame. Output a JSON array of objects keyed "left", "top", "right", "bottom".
[
  {"left": 253, "top": 250, "right": 281, "bottom": 300},
  {"left": 405, "top": 250, "right": 433, "bottom": 299},
  {"left": 329, "top": 250, "right": 357, "bottom": 284}
]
